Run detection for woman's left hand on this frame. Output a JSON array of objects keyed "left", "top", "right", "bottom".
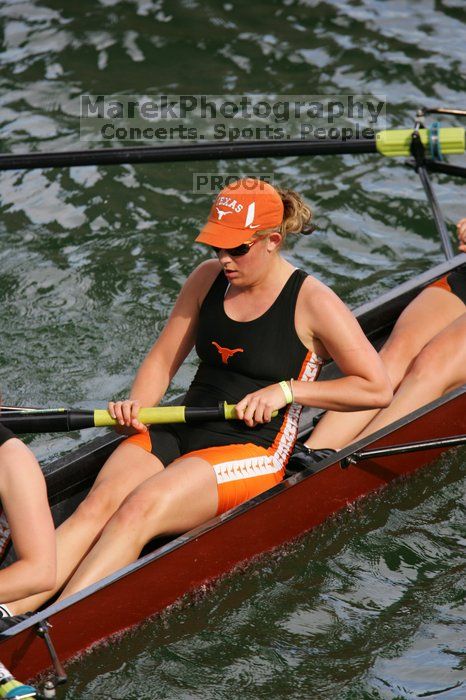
[{"left": 235, "top": 383, "right": 289, "bottom": 427}]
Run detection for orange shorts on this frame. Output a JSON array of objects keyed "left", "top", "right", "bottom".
[
  {"left": 125, "top": 431, "right": 285, "bottom": 516},
  {"left": 429, "top": 275, "right": 452, "bottom": 294},
  {"left": 428, "top": 271, "right": 466, "bottom": 304}
]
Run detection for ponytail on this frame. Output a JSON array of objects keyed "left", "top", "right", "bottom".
[{"left": 276, "top": 188, "right": 314, "bottom": 239}]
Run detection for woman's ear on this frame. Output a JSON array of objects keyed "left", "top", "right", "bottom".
[{"left": 267, "top": 231, "right": 283, "bottom": 251}]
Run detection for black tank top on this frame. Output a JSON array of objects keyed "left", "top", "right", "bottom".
[
  {"left": 182, "top": 269, "right": 324, "bottom": 449},
  {"left": 429, "top": 266, "right": 466, "bottom": 304},
  {"left": 445, "top": 267, "right": 466, "bottom": 303}
]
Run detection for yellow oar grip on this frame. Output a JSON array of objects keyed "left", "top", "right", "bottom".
[
  {"left": 93, "top": 406, "right": 187, "bottom": 427},
  {"left": 93, "top": 404, "right": 279, "bottom": 427},
  {"left": 224, "top": 403, "right": 239, "bottom": 420},
  {"left": 376, "top": 127, "right": 465, "bottom": 157},
  {"left": 223, "top": 403, "right": 279, "bottom": 420}
]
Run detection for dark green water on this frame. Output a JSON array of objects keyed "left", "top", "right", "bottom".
[{"left": 0, "top": 1, "right": 465, "bottom": 698}]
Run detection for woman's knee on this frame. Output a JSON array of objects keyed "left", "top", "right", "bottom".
[
  {"left": 74, "top": 480, "right": 120, "bottom": 526},
  {"left": 380, "top": 333, "right": 421, "bottom": 387},
  {"left": 408, "top": 342, "right": 447, "bottom": 388},
  {"left": 105, "top": 490, "right": 168, "bottom": 543}
]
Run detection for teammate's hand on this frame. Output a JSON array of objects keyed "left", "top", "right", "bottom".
[{"left": 108, "top": 399, "right": 148, "bottom": 433}]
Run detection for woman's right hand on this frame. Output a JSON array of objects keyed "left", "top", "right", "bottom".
[
  {"left": 108, "top": 399, "right": 148, "bottom": 433},
  {"left": 457, "top": 218, "right": 466, "bottom": 253}
]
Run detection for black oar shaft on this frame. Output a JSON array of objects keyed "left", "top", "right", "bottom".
[
  {"left": 424, "top": 159, "right": 466, "bottom": 180},
  {"left": 184, "top": 405, "right": 225, "bottom": 422},
  {"left": 0, "top": 138, "right": 377, "bottom": 172},
  {"left": 0, "top": 410, "right": 94, "bottom": 434}
]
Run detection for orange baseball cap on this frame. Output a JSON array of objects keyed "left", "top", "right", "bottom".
[{"left": 196, "top": 178, "right": 284, "bottom": 248}]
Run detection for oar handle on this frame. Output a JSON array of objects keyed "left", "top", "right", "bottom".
[
  {"left": 0, "top": 403, "right": 280, "bottom": 433},
  {"left": 94, "top": 402, "right": 278, "bottom": 426},
  {"left": 94, "top": 406, "right": 186, "bottom": 426}
]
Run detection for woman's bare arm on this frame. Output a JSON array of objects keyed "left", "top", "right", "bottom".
[
  {"left": 109, "top": 259, "right": 221, "bottom": 428},
  {"left": 292, "top": 279, "right": 393, "bottom": 411},
  {"left": 235, "top": 279, "right": 392, "bottom": 427},
  {"left": 0, "top": 439, "right": 56, "bottom": 601}
]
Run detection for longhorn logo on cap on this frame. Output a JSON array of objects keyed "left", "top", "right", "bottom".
[{"left": 216, "top": 208, "right": 233, "bottom": 221}]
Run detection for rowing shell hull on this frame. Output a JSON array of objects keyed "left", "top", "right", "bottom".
[{"left": 0, "top": 384, "right": 464, "bottom": 680}]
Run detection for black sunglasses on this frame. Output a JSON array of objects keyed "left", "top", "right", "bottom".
[{"left": 211, "top": 237, "right": 262, "bottom": 257}]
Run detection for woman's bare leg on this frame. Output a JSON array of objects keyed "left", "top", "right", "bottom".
[
  {"left": 9, "top": 441, "right": 164, "bottom": 614},
  {"left": 0, "top": 439, "right": 55, "bottom": 602},
  {"left": 56, "top": 456, "right": 218, "bottom": 601},
  {"left": 354, "top": 312, "right": 466, "bottom": 440},
  {"left": 307, "top": 288, "right": 466, "bottom": 450}
]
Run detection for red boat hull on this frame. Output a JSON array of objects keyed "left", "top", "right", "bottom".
[{"left": 0, "top": 389, "right": 464, "bottom": 680}]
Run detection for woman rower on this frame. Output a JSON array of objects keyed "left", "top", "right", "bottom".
[
  {"left": 7, "top": 178, "right": 391, "bottom": 613},
  {"left": 0, "top": 421, "right": 56, "bottom": 698},
  {"left": 289, "top": 216, "right": 466, "bottom": 468}
]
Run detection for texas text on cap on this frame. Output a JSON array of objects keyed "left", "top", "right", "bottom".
[{"left": 196, "top": 178, "right": 284, "bottom": 248}]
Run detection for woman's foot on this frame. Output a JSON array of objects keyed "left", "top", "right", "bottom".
[
  {"left": 0, "top": 663, "right": 36, "bottom": 699},
  {"left": 287, "top": 445, "right": 337, "bottom": 473}
]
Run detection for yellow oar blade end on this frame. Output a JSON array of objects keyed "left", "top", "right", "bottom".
[{"left": 376, "top": 127, "right": 465, "bottom": 157}]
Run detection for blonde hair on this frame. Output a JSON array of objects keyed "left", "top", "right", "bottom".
[{"left": 276, "top": 187, "right": 313, "bottom": 239}]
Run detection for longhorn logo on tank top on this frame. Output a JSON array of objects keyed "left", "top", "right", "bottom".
[{"left": 212, "top": 341, "right": 244, "bottom": 364}]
